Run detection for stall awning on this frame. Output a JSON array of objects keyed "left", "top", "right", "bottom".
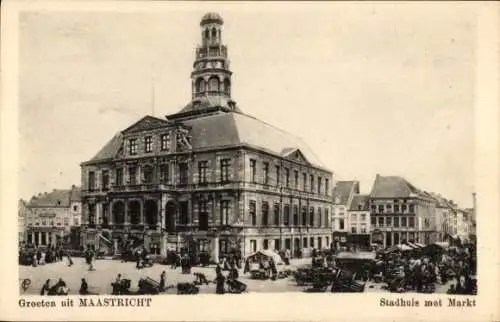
[{"left": 246, "top": 250, "right": 284, "bottom": 265}]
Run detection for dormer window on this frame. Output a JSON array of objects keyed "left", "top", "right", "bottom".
[
  {"left": 144, "top": 136, "right": 153, "bottom": 153},
  {"left": 160, "top": 134, "right": 170, "bottom": 151},
  {"left": 129, "top": 138, "right": 138, "bottom": 155}
]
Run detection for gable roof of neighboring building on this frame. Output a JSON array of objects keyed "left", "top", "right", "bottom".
[
  {"left": 349, "top": 195, "right": 370, "bottom": 211},
  {"left": 84, "top": 111, "right": 328, "bottom": 171},
  {"left": 28, "top": 189, "right": 72, "bottom": 208},
  {"left": 369, "top": 174, "right": 423, "bottom": 199},
  {"left": 333, "top": 181, "right": 358, "bottom": 205}
]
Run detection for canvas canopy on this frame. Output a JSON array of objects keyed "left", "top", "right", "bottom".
[
  {"left": 336, "top": 251, "right": 377, "bottom": 260},
  {"left": 246, "top": 250, "right": 284, "bottom": 265},
  {"left": 384, "top": 244, "right": 413, "bottom": 254}
]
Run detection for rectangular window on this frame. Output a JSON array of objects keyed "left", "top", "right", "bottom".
[
  {"left": 301, "top": 206, "right": 307, "bottom": 226},
  {"left": 325, "top": 208, "right": 329, "bottom": 228},
  {"left": 402, "top": 204, "right": 408, "bottom": 212},
  {"left": 220, "top": 159, "right": 231, "bottom": 182},
  {"left": 409, "top": 204, "right": 415, "bottom": 213},
  {"left": 371, "top": 217, "right": 376, "bottom": 225},
  {"left": 394, "top": 217, "right": 400, "bottom": 228},
  {"left": 302, "top": 173, "right": 307, "bottom": 190},
  {"left": 88, "top": 171, "right": 95, "bottom": 190},
  {"left": 317, "top": 177, "right": 322, "bottom": 194},
  {"left": 310, "top": 175, "right": 314, "bottom": 192},
  {"left": 360, "top": 214, "right": 366, "bottom": 221},
  {"left": 310, "top": 237, "right": 314, "bottom": 248},
  {"left": 401, "top": 217, "right": 407, "bottom": 227},
  {"left": 144, "top": 136, "right": 153, "bottom": 153},
  {"left": 129, "top": 138, "right": 137, "bottom": 155},
  {"left": 179, "top": 163, "right": 188, "bottom": 185},
  {"left": 102, "top": 204, "right": 109, "bottom": 224},
  {"left": 409, "top": 217, "right": 415, "bottom": 227},
  {"left": 276, "top": 166, "right": 280, "bottom": 186},
  {"left": 325, "top": 179, "right": 329, "bottom": 195},
  {"left": 360, "top": 224, "right": 367, "bottom": 234},
  {"left": 159, "top": 164, "right": 169, "bottom": 182},
  {"left": 378, "top": 205, "right": 384, "bottom": 213},
  {"left": 179, "top": 202, "right": 189, "bottom": 225},
  {"left": 317, "top": 208, "right": 322, "bottom": 228},
  {"left": 294, "top": 170, "right": 299, "bottom": 188},
  {"left": 262, "top": 201, "right": 269, "bottom": 226},
  {"left": 303, "top": 237, "right": 308, "bottom": 248},
  {"left": 274, "top": 239, "right": 280, "bottom": 251},
  {"left": 263, "top": 162, "right": 269, "bottom": 184},
  {"left": 273, "top": 203, "right": 280, "bottom": 226},
  {"left": 386, "top": 216, "right": 392, "bottom": 227},
  {"left": 371, "top": 205, "right": 377, "bottom": 213},
  {"left": 198, "top": 161, "right": 208, "bottom": 184},
  {"left": 249, "top": 201, "right": 256, "bottom": 226},
  {"left": 394, "top": 204, "right": 400, "bottom": 213},
  {"left": 221, "top": 200, "right": 230, "bottom": 225},
  {"left": 143, "top": 166, "right": 154, "bottom": 183},
  {"left": 351, "top": 224, "right": 357, "bottom": 234},
  {"left": 285, "top": 168, "right": 290, "bottom": 187},
  {"left": 198, "top": 201, "right": 209, "bottom": 230},
  {"left": 351, "top": 214, "right": 358, "bottom": 222},
  {"left": 128, "top": 167, "right": 137, "bottom": 185},
  {"left": 263, "top": 239, "right": 269, "bottom": 250},
  {"left": 309, "top": 207, "right": 315, "bottom": 226},
  {"left": 115, "top": 168, "right": 123, "bottom": 186},
  {"left": 378, "top": 217, "right": 384, "bottom": 227},
  {"left": 160, "top": 134, "right": 170, "bottom": 151},
  {"left": 284, "top": 204, "right": 290, "bottom": 226},
  {"left": 250, "top": 159, "right": 256, "bottom": 183},
  {"left": 387, "top": 204, "right": 393, "bottom": 212},
  {"left": 250, "top": 240, "right": 257, "bottom": 252},
  {"left": 293, "top": 205, "right": 298, "bottom": 226},
  {"left": 88, "top": 204, "right": 96, "bottom": 225},
  {"left": 102, "top": 170, "right": 109, "bottom": 189}
]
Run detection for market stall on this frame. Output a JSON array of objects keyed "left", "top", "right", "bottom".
[{"left": 244, "top": 250, "right": 285, "bottom": 280}]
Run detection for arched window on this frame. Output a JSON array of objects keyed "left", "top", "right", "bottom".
[
  {"left": 212, "top": 27, "right": 217, "bottom": 38},
  {"left": 204, "top": 29, "right": 209, "bottom": 39},
  {"left": 208, "top": 77, "right": 219, "bottom": 92},
  {"left": 223, "top": 78, "right": 231, "bottom": 95},
  {"left": 195, "top": 78, "right": 205, "bottom": 93}
]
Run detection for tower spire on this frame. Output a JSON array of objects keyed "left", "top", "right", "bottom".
[{"left": 190, "top": 12, "right": 236, "bottom": 109}]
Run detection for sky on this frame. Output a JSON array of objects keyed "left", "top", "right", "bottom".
[{"left": 18, "top": 2, "right": 477, "bottom": 207}]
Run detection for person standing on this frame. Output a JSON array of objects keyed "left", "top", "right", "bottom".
[
  {"left": 40, "top": 279, "right": 51, "bottom": 295},
  {"left": 67, "top": 251, "right": 73, "bottom": 267},
  {"left": 215, "top": 270, "right": 225, "bottom": 294},
  {"left": 79, "top": 278, "right": 89, "bottom": 295},
  {"left": 159, "top": 271, "right": 166, "bottom": 292}
]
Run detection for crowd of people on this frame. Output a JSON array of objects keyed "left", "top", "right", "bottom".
[{"left": 19, "top": 243, "right": 73, "bottom": 267}]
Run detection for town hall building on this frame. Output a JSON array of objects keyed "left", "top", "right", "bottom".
[{"left": 80, "top": 13, "right": 333, "bottom": 261}]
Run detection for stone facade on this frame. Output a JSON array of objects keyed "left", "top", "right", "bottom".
[{"left": 80, "top": 12, "right": 333, "bottom": 260}]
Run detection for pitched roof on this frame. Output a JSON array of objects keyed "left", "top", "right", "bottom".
[
  {"left": 182, "top": 112, "right": 326, "bottom": 168},
  {"left": 369, "top": 174, "right": 427, "bottom": 199},
  {"left": 333, "top": 181, "right": 358, "bottom": 205},
  {"left": 88, "top": 132, "right": 123, "bottom": 163},
  {"left": 84, "top": 111, "right": 327, "bottom": 170},
  {"left": 349, "top": 195, "right": 370, "bottom": 211},
  {"left": 28, "top": 189, "right": 72, "bottom": 208}
]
